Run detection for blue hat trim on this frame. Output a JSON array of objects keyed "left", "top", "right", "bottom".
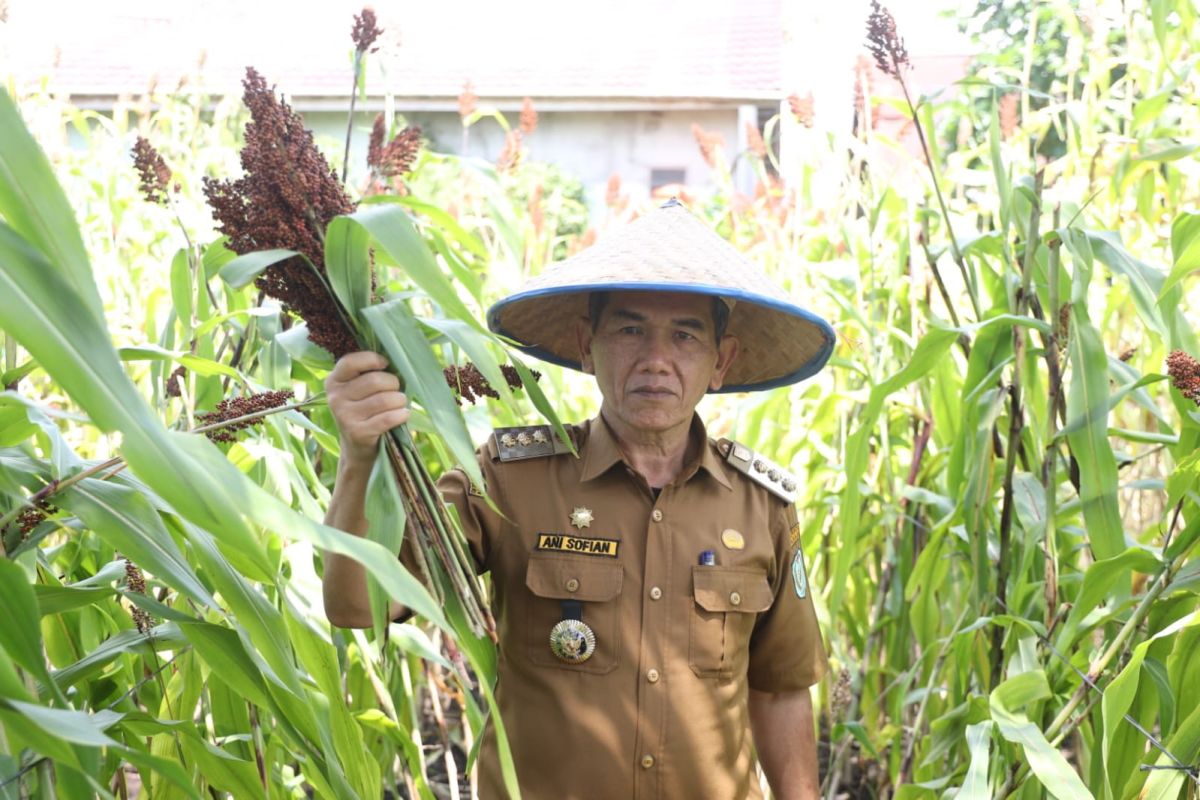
[{"left": 486, "top": 281, "right": 836, "bottom": 394}]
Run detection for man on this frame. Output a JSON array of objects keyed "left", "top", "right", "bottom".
[{"left": 322, "top": 200, "right": 835, "bottom": 799}]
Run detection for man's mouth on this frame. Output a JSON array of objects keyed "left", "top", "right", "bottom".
[{"left": 631, "top": 387, "right": 675, "bottom": 398}]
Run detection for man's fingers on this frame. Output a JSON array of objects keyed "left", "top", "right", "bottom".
[
  {"left": 340, "top": 371, "right": 402, "bottom": 401},
  {"left": 327, "top": 351, "right": 389, "bottom": 385},
  {"left": 361, "top": 406, "right": 411, "bottom": 433},
  {"left": 350, "top": 391, "right": 408, "bottom": 419}
]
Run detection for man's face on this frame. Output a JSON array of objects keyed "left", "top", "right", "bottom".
[{"left": 577, "top": 291, "right": 739, "bottom": 436}]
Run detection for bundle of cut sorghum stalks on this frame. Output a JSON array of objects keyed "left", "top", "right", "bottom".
[{"left": 195, "top": 23, "right": 498, "bottom": 638}]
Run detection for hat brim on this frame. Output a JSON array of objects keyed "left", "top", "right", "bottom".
[{"left": 487, "top": 281, "right": 835, "bottom": 393}]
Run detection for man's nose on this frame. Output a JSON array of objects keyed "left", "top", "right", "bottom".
[{"left": 637, "top": 332, "right": 672, "bottom": 370}]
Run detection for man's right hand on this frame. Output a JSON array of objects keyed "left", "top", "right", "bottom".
[{"left": 325, "top": 351, "right": 410, "bottom": 468}]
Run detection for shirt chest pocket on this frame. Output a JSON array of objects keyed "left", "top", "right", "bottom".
[
  {"left": 690, "top": 566, "right": 774, "bottom": 679},
  {"left": 525, "top": 554, "right": 624, "bottom": 674}
]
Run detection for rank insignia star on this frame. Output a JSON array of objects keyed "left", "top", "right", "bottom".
[{"left": 570, "top": 507, "right": 594, "bottom": 529}]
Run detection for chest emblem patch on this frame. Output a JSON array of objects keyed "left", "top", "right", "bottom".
[
  {"left": 792, "top": 548, "right": 808, "bottom": 599},
  {"left": 536, "top": 533, "right": 620, "bottom": 558},
  {"left": 721, "top": 528, "right": 745, "bottom": 550},
  {"left": 569, "top": 506, "right": 594, "bottom": 529},
  {"left": 549, "top": 619, "right": 596, "bottom": 664}
]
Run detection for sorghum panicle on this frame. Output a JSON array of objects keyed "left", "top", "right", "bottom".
[
  {"left": 351, "top": 8, "right": 382, "bottom": 54},
  {"left": 124, "top": 559, "right": 154, "bottom": 634},
  {"left": 1166, "top": 350, "right": 1200, "bottom": 405},
  {"left": 497, "top": 130, "right": 523, "bottom": 173},
  {"left": 520, "top": 97, "right": 538, "bottom": 136},
  {"left": 202, "top": 68, "right": 358, "bottom": 357},
  {"left": 165, "top": 365, "right": 187, "bottom": 398},
  {"left": 378, "top": 125, "right": 423, "bottom": 177},
  {"left": 367, "top": 114, "right": 386, "bottom": 168},
  {"left": 132, "top": 136, "right": 171, "bottom": 204},
  {"left": 197, "top": 389, "right": 295, "bottom": 442},
  {"left": 866, "top": 0, "right": 910, "bottom": 79},
  {"left": 458, "top": 81, "right": 478, "bottom": 119},
  {"left": 443, "top": 363, "right": 539, "bottom": 405},
  {"left": 788, "top": 93, "right": 815, "bottom": 128},
  {"left": 691, "top": 124, "right": 724, "bottom": 168}
]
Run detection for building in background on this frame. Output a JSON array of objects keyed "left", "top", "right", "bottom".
[{"left": 2, "top": 0, "right": 972, "bottom": 212}]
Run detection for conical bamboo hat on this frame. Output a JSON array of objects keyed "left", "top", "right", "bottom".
[{"left": 486, "top": 199, "right": 834, "bottom": 392}]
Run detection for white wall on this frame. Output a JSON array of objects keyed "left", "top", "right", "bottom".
[{"left": 305, "top": 107, "right": 752, "bottom": 215}]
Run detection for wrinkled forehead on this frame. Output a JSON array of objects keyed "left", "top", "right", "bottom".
[{"left": 601, "top": 290, "right": 719, "bottom": 322}]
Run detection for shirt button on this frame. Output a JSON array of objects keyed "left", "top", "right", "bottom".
[
  {"left": 565, "top": 578, "right": 579, "bottom": 592},
  {"left": 641, "top": 754, "right": 655, "bottom": 769},
  {"left": 649, "top": 586, "right": 663, "bottom": 600},
  {"left": 651, "top": 509, "right": 663, "bottom": 522},
  {"left": 646, "top": 668, "right": 660, "bottom": 683},
  {"left": 730, "top": 591, "right": 742, "bottom": 606}
]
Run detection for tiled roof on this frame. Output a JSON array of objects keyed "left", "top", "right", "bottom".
[{"left": 5, "top": 0, "right": 784, "bottom": 102}]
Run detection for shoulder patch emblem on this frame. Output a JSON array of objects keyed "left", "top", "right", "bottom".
[
  {"left": 792, "top": 549, "right": 808, "bottom": 599},
  {"left": 718, "top": 438, "right": 799, "bottom": 503},
  {"left": 494, "top": 425, "right": 572, "bottom": 462}
]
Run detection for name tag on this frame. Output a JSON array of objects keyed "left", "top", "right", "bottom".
[{"left": 536, "top": 533, "right": 620, "bottom": 558}]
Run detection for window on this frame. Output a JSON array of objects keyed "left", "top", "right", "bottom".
[{"left": 650, "top": 168, "right": 686, "bottom": 191}]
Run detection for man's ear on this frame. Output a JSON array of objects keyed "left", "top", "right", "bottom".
[
  {"left": 576, "top": 317, "right": 595, "bottom": 374},
  {"left": 708, "top": 335, "right": 740, "bottom": 392}
]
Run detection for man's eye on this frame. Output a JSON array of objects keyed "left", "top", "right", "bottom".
[
  {"left": 619, "top": 326, "right": 642, "bottom": 335},
  {"left": 675, "top": 330, "right": 697, "bottom": 341}
]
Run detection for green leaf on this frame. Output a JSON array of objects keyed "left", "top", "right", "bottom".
[
  {"left": 218, "top": 248, "right": 298, "bottom": 290},
  {"left": 1101, "top": 639, "right": 1148, "bottom": 797},
  {"left": 56, "top": 478, "right": 216, "bottom": 609},
  {"left": 51, "top": 624, "right": 187, "bottom": 689},
  {"left": 989, "top": 672, "right": 1094, "bottom": 800},
  {"left": 351, "top": 204, "right": 486, "bottom": 333},
  {"left": 0, "top": 89, "right": 104, "bottom": 325},
  {"left": 0, "top": 558, "right": 62, "bottom": 703},
  {"left": 364, "top": 436, "right": 408, "bottom": 634},
  {"left": 325, "top": 215, "right": 373, "bottom": 318},
  {"left": 177, "top": 622, "right": 273, "bottom": 708},
  {"left": 361, "top": 299, "right": 483, "bottom": 491},
  {"left": 1161, "top": 210, "right": 1200, "bottom": 298},
  {"left": 33, "top": 584, "right": 113, "bottom": 617},
  {"left": 953, "top": 721, "right": 993, "bottom": 799},
  {"left": 1140, "top": 694, "right": 1200, "bottom": 799},
  {"left": 169, "top": 248, "right": 193, "bottom": 340},
  {"left": 1055, "top": 548, "right": 1160, "bottom": 651},
  {"left": 834, "top": 325, "right": 960, "bottom": 618}
]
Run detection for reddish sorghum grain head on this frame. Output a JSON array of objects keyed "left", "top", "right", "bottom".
[
  {"left": 443, "top": 363, "right": 539, "bottom": 404},
  {"left": 497, "top": 130, "right": 523, "bottom": 173},
  {"left": 351, "top": 8, "right": 382, "bottom": 54},
  {"left": 866, "top": 1, "right": 910, "bottom": 79},
  {"left": 165, "top": 365, "right": 187, "bottom": 398},
  {"left": 378, "top": 125, "right": 422, "bottom": 177},
  {"left": 196, "top": 389, "right": 295, "bottom": 442},
  {"left": 132, "top": 137, "right": 171, "bottom": 204},
  {"left": 520, "top": 97, "right": 538, "bottom": 136},
  {"left": 202, "top": 68, "right": 358, "bottom": 358},
  {"left": 458, "top": 80, "right": 478, "bottom": 119},
  {"left": 788, "top": 93, "right": 815, "bottom": 128},
  {"left": 1167, "top": 350, "right": 1200, "bottom": 405},
  {"left": 692, "top": 124, "right": 724, "bottom": 168},
  {"left": 367, "top": 114, "right": 386, "bottom": 168}
]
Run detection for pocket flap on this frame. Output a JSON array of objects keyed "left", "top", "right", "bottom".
[
  {"left": 526, "top": 554, "right": 624, "bottom": 602},
  {"left": 692, "top": 566, "right": 773, "bottom": 613}
]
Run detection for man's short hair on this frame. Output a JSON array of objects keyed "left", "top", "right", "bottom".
[{"left": 587, "top": 292, "right": 731, "bottom": 343}]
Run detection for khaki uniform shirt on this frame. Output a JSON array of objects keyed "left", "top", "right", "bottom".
[{"left": 434, "top": 415, "right": 827, "bottom": 799}]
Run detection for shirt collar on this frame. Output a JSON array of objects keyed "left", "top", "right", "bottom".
[{"left": 581, "top": 413, "right": 733, "bottom": 491}]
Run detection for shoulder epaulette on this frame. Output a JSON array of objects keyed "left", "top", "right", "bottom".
[
  {"left": 493, "top": 425, "right": 573, "bottom": 462},
  {"left": 717, "top": 438, "right": 798, "bottom": 503}
]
